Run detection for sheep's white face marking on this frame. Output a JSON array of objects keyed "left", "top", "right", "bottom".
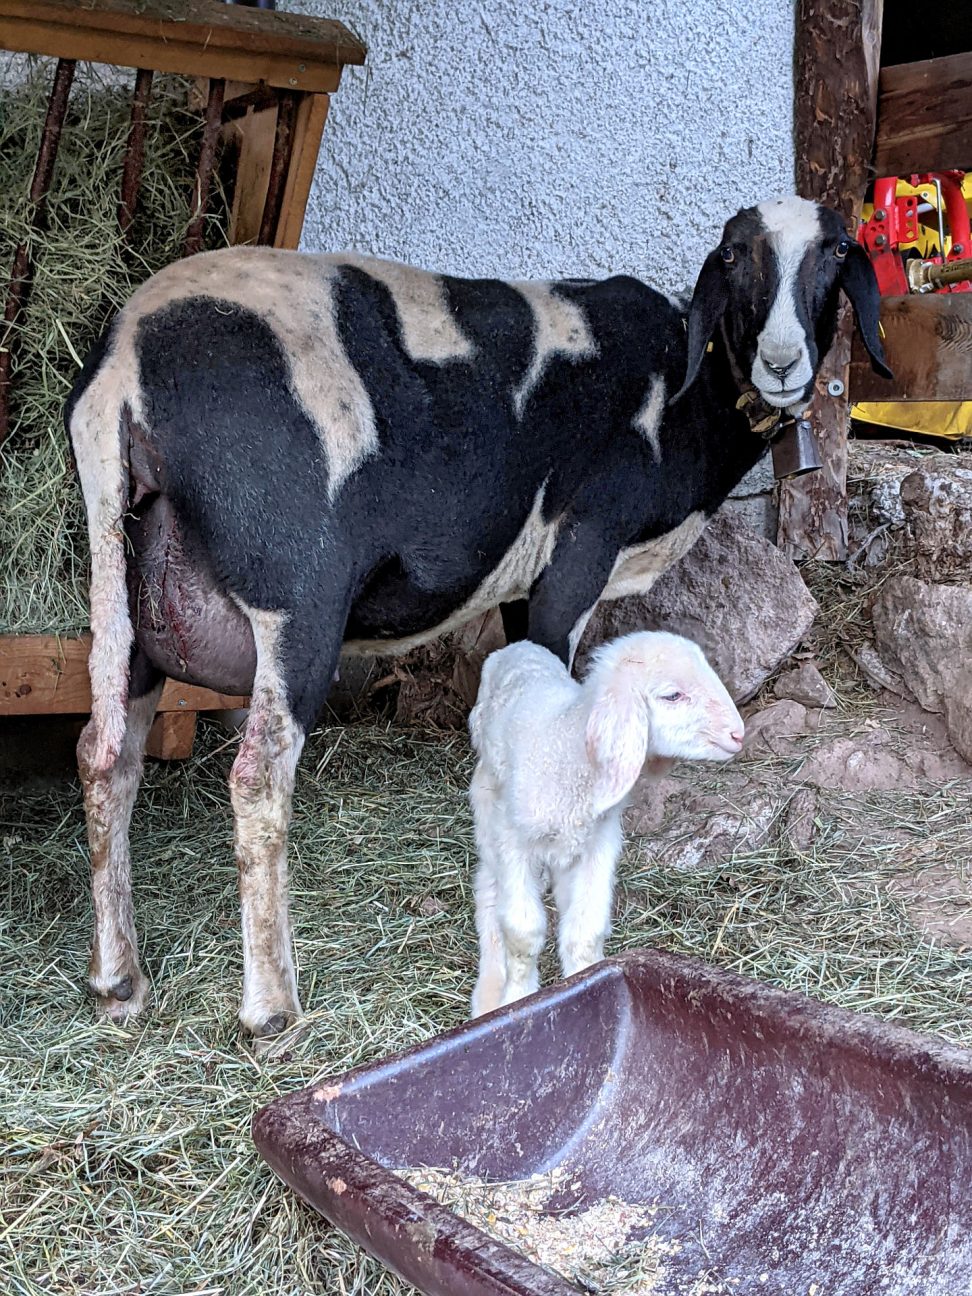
[{"left": 751, "top": 197, "right": 820, "bottom": 412}]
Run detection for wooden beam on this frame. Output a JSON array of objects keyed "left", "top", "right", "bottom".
[
  {"left": 0, "top": 635, "right": 248, "bottom": 716},
  {"left": 874, "top": 52, "right": 972, "bottom": 176},
  {"left": 778, "top": 0, "right": 884, "bottom": 561},
  {"left": 0, "top": 0, "right": 365, "bottom": 95},
  {"left": 850, "top": 293, "right": 972, "bottom": 402}
]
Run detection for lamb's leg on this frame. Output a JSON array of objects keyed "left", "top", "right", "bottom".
[
  {"left": 554, "top": 815, "right": 622, "bottom": 979},
  {"left": 494, "top": 822, "right": 547, "bottom": 1007},
  {"left": 469, "top": 764, "right": 507, "bottom": 1017},
  {"left": 77, "top": 659, "right": 164, "bottom": 1022}
]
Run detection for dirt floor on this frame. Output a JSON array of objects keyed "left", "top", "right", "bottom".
[{"left": 2, "top": 593, "right": 972, "bottom": 1295}]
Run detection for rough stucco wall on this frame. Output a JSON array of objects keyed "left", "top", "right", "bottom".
[{"left": 290, "top": 0, "right": 796, "bottom": 294}]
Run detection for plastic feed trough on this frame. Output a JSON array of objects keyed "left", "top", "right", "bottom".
[{"left": 252, "top": 950, "right": 972, "bottom": 1296}]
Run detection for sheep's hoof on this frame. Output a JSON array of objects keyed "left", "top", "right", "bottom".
[
  {"left": 260, "top": 1012, "right": 290, "bottom": 1037},
  {"left": 87, "top": 970, "right": 150, "bottom": 1023}
]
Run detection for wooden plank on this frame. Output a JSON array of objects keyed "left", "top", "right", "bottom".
[
  {"left": 874, "top": 52, "right": 972, "bottom": 175},
  {"left": 225, "top": 104, "right": 279, "bottom": 247},
  {"left": 777, "top": 0, "right": 884, "bottom": 561},
  {"left": 0, "top": 634, "right": 248, "bottom": 716},
  {"left": 274, "top": 92, "right": 330, "bottom": 249},
  {"left": 146, "top": 710, "right": 197, "bottom": 760},
  {"left": 0, "top": 0, "right": 365, "bottom": 94},
  {"left": 850, "top": 293, "right": 972, "bottom": 402}
]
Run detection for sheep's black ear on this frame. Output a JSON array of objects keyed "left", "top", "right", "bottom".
[
  {"left": 670, "top": 250, "right": 729, "bottom": 403},
  {"left": 839, "top": 242, "right": 893, "bottom": 379}
]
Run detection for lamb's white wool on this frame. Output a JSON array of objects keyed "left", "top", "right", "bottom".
[{"left": 468, "top": 631, "right": 743, "bottom": 1017}]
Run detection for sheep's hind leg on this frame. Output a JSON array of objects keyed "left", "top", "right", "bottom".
[
  {"left": 230, "top": 606, "right": 340, "bottom": 1039},
  {"left": 77, "top": 655, "right": 164, "bottom": 1022},
  {"left": 469, "top": 764, "right": 507, "bottom": 1017},
  {"left": 554, "top": 816, "right": 622, "bottom": 979}
]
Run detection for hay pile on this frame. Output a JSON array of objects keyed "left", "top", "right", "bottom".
[
  {"left": 2, "top": 670, "right": 972, "bottom": 1293},
  {"left": 0, "top": 58, "right": 228, "bottom": 635}
]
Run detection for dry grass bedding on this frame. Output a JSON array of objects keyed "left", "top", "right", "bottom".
[
  {"left": 0, "top": 58, "right": 228, "bottom": 636},
  {"left": 2, "top": 672, "right": 972, "bottom": 1295}
]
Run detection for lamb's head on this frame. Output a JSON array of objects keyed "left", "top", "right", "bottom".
[
  {"left": 584, "top": 631, "right": 743, "bottom": 812},
  {"left": 676, "top": 195, "right": 892, "bottom": 414}
]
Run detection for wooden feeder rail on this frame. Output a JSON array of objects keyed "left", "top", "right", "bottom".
[{"left": 0, "top": 0, "right": 365, "bottom": 756}]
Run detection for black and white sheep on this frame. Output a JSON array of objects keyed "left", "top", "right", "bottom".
[
  {"left": 66, "top": 194, "right": 890, "bottom": 1035},
  {"left": 468, "top": 632, "right": 742, "bottom": 1016}
]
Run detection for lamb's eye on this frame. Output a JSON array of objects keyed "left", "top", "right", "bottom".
[
  {"left": 720, "top": 246, "right": 735, "bottom": 264},
  {"left": 662, "top": 691, "right": 685, "bottom": 703},
  {"left": 835, "top": 239, "right": 850, "bottom": 260}
]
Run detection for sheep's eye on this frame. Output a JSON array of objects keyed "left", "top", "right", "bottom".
[
  {"left": 720, "top": 246, "right": 735, "bottom": 264},
  {"left": 661, "top": 691, "right": 685, "bottom": 703},
  {"left": 835, "top": 239, "right": 850, "bottom": 260}
]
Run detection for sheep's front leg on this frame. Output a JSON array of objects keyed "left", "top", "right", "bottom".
[
  {"left": 554, "top": 815, "right": 622, "bottom": 978},
  {"left": 77, "top": 672, "right": 163, "bottom": 1022}
]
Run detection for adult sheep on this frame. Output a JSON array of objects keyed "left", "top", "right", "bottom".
[{"left": 66, "top": 195, "right": 890, "bottom": 1036}]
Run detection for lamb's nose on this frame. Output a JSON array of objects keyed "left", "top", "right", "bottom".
[{"left": 728, "top": 729, "right": 744, "bottom": 751}]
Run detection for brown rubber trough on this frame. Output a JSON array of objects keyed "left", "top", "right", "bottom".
[{"left": 252, "top": 949, "right": 972, "bottom": 1296}]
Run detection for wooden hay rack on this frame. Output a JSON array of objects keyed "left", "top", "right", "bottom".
[{"left": 0, "top": 0, "right": 365, "bottom": 757}]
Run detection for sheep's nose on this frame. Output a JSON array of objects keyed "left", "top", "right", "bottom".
[
  {"left": 759, "top": 344, "right": 800, "bottom": 376},
  {"left": 729, "top": 729, "right": 744, "bottom": 750}
]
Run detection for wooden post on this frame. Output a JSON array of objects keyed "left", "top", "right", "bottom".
[
  {"left": 777, "top": 0, "right": 884, "bottom": 561},
  {"left": 146, "top": 711, "right": 198, "bottom": 760}
]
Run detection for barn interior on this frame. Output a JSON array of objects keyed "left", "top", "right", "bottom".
[{"left": 1, "top": 2, "right": 971, "bottom": 1294}]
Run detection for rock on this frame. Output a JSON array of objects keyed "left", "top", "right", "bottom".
[
  {"left": 741, "top": 699, "right": 809, "bottom": 755},
  {"left": 623, "top": 760, "right": 680, "bottom": 836},
  {"left": 651, "top": 788, "right": 778, "bottom": 871},
  {"left": 899, "top": 466, "right": 972, "bottom": 581},
  {"left": 796, "top": 727, "right": 970, "bottom": 792},
  {"left": 577, "top": 514, "right": 818, "bottom": 703},
  {"left": 773, "top": 662, "right": 836, "bottom": 709},
  {"left": 871, "top": 575, "right": 972, "bottom": 762},
  {"left": 846, "top": 445, "right": 972, "bottom": 574},
  {"left": 849, "top": 643, "right": 914, "bottom": 699},
  {"left": 782, "top": 788, "right": 817, "bottom": 853}
]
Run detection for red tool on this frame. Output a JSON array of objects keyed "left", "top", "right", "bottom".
[{"left": 860, "top": 171, "right": 971, "bottom": 295}]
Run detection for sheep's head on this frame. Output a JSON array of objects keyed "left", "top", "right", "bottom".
[
  {"left": 675, "top": 195, "right": 892, "bottom": 414},
  {"left": 585, "top": 631, "right": 743, "bottom": 812}
]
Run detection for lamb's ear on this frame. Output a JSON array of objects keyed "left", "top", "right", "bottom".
[
  {"left": 670, "top": 250, "right": 729, "bottom": 403},
  {"left": 585, "top": 686, "right": 650, "bottom": 814},
  {"left": 839, "top": 242, "right": 893, "bottom": 379}
]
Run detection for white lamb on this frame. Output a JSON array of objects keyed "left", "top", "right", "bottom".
[{"left": 467, "top": 631, "right": 744, "bottom": 1017}]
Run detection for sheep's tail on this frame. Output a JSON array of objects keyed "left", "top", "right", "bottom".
[{"left": 66, "top": 334, "right": 136, "bottom": 771}]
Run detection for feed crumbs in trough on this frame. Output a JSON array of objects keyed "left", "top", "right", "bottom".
[
  {"left": 397, "top": 1165, "right": 730, "bottom": 1295},
  {"left": 0, "top": 58, "right": 228, "bottom": 635}
]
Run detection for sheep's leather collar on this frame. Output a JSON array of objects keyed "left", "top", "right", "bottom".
[{"left": 734, "top": 386, "right": 809, "bottom": 443}]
